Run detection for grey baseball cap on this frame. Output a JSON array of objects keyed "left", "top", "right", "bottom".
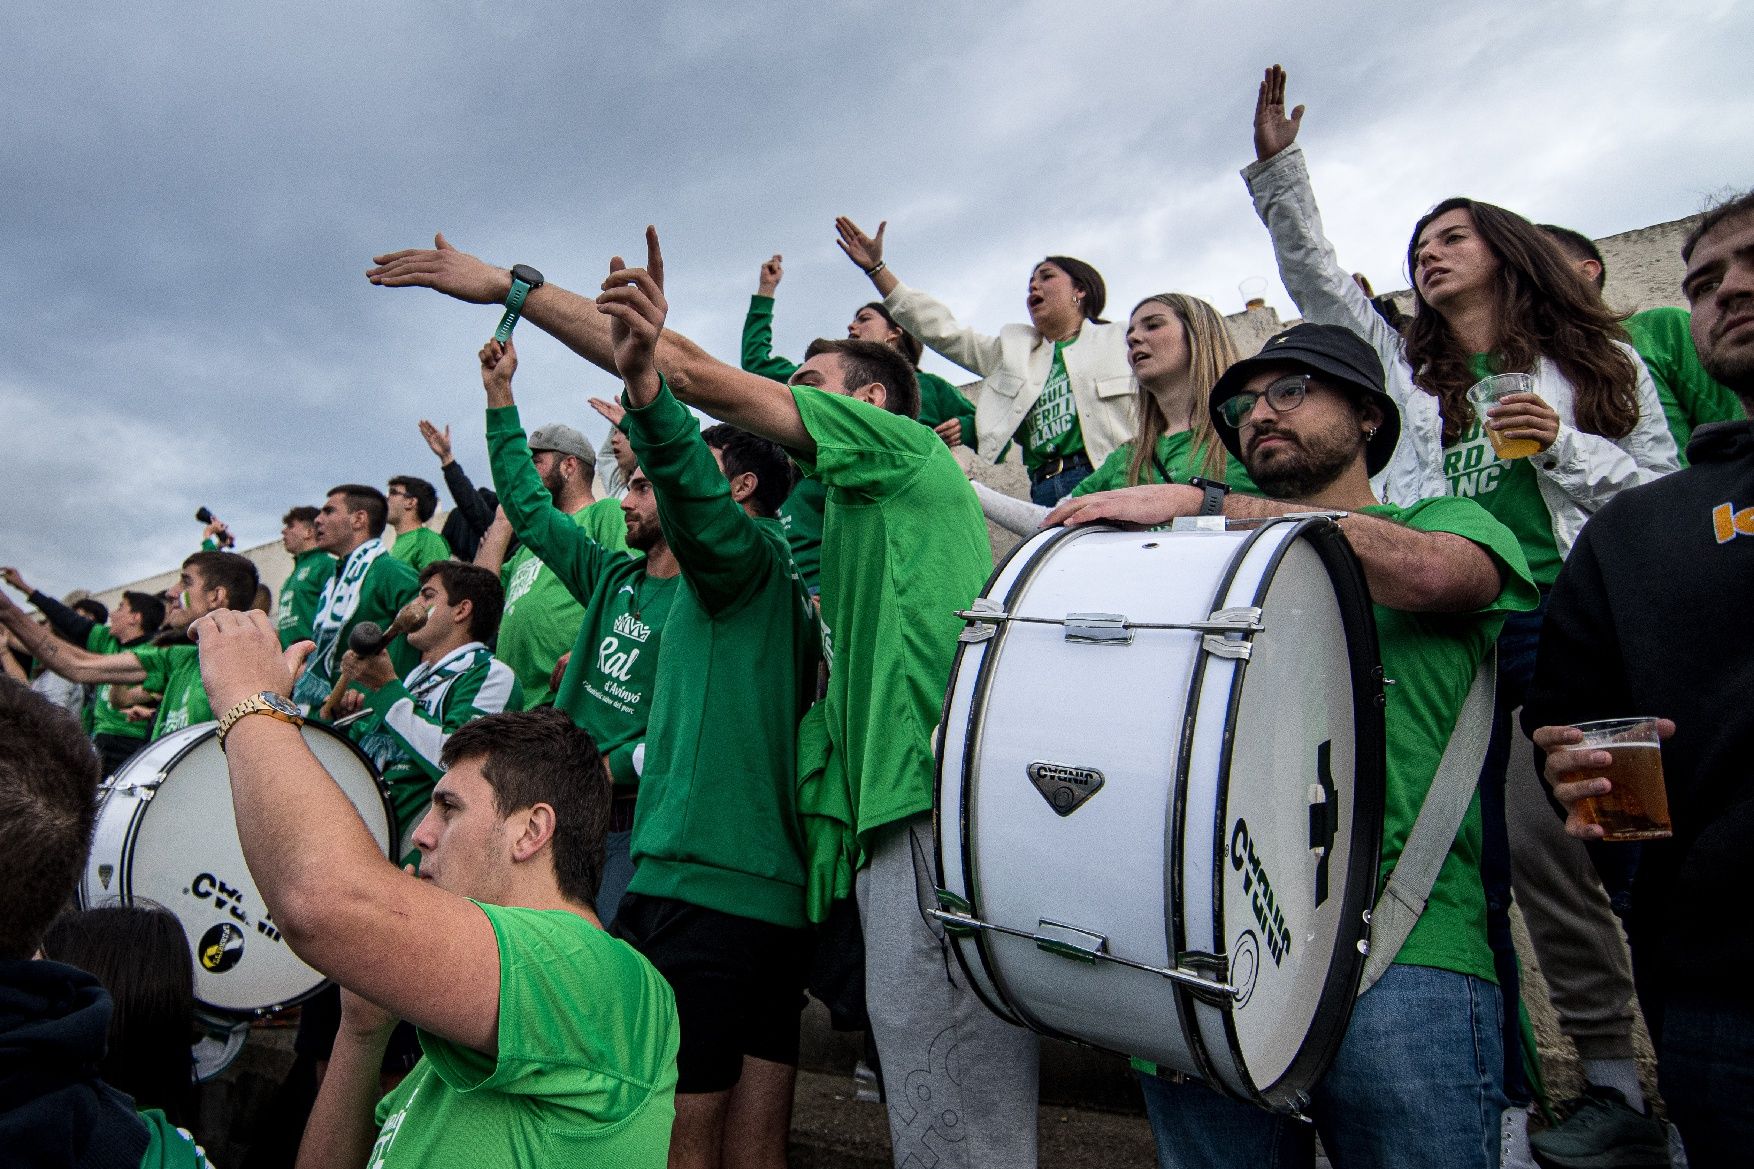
[{"left": 527, "top": 423, "right": 595, "bottom": 462}]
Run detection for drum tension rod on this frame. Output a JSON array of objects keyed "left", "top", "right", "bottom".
[
  {"left": 930, "top": 890, "right": 1244, "bottom": 1001},
  {"left": 956, "top": 599, "right": 1264, "bottom": 648}
]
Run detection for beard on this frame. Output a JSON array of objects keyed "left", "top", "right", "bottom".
[
  {"left": 539, "top": 465, "right": 566, "bottom": 501},
  {"left": 1245, "top": 424, "right": 1364, "bottom": 501},
  {"left": 1700, "top": 334, "right": 1754, "bottom": 399}
]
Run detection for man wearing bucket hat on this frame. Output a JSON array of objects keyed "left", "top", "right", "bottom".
[{"left": 1048, "top": 320, "right": 1538, "bottom": 1169}]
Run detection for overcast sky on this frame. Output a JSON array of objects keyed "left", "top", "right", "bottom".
[{"left": 5, "top": 1, "right": 1750, "bottom": 597}]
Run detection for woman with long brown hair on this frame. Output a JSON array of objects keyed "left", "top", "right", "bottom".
[{"left": 1224, "top": 64, "right": 1678, "bottom": 1167}]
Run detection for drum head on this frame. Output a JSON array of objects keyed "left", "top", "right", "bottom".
[
  {"left": 122, "top": 724, "right": 392, "bottom": 1020},
  {"left": 1201, "top": 525, "right": 1382, "bottom": 1106}
]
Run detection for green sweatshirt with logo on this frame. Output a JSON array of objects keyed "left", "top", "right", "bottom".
[
  {"left": 619, "top": 381, "right": 823, "bottom": 929},
  {"left": 488, "top": 405, "right": 676, "bottom": 787}
]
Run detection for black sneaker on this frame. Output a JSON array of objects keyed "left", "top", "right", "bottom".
[{"left": 1530, "top": 1085, "right": 1669, "bottom": 1169}]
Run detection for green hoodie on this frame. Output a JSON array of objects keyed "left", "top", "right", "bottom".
[
  {"left": 488, "top": 405, "right": 677, "bottom": 786},
  {"left": 618, "top": 381, "right": 823, "bottom": 929}
]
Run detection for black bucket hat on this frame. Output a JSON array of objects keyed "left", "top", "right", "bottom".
[{"left": 1207, "top": 323, "right": 1401, "bottom": 477}]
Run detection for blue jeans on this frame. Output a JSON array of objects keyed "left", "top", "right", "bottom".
[
  {"left": 1138, "top": 965, "right": 1506, "bottom": 1169},
  {"left": 1027, "top": 453, "right": 1093, "bottom": 506}
]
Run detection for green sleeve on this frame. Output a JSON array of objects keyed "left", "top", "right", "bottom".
[
  {"left": 605, "top": 740, "right": 641, "bottom": 787},
  {"left": 130, "top": 644, "right": 172, "bottom": 692},
  {"left": 789, "top": 385, "right": 940, "bottom": 498},
  {"left": 1626, "top": 307, "right": 1745, "bottom": 460},
  {"left": 623, "top": 379, "right": 778, "bottom": 617},
  {"left": 915, "top": 370, "right": 977, "bottom": 435},
  {"left": 578, "top": 497, "right": 629, "bottom": 553},
  {"left": 741, "top": 295, "right": 802, "bottom": 381},
  {"left": 1381, "top": 497, "right": 1540, "bottom": 618},
  {"left": 1070, "top": 443, "right": 1137, "bottom": 496},
  {"left": 487, "top": 404, "right": 620, "bottom": 605}
]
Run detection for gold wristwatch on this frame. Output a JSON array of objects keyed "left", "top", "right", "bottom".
[{"left": 217, "top": 691, "right": 305, "bottom": 749}]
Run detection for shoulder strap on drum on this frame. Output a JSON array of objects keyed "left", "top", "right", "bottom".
[{"left": 1358, "top": 646, "right": 1496, "bottom": 996}]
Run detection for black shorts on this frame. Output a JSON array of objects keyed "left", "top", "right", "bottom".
[{"left": 612, "top": 892, "right": 813, "bottom": 1094}]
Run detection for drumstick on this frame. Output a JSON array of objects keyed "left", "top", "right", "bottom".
[{"left": 318, "top": 599, "right": 431, "bottom": 720}]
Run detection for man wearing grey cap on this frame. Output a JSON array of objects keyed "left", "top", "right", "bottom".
[
  {"left": 481, "top": 380, "right": 660, "bottom": 927},
  {"left": 1048, "top": 322, "right": 1537, "bottom": 1169},
  {"left": 475, "top": 419, "right": 629, "bottom": 711}
]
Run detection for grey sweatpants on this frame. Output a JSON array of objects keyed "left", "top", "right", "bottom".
[
  {"left": 1505, "top": 721, "right": 1639, "bottom": 1060},
  {"left": 858, "top": 814, "right": 1040, "bottom": 1168}
]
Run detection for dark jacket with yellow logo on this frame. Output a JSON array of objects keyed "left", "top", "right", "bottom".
[{"left": 1524, "top": 419, "right": 1754, "bottom": 1015}]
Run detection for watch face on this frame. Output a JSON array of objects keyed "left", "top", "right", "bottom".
[
  {"left": 510, "top": 263, "right": 544, "bottom": 288},
  {"left": 260, "top": 692, "right": 301, "bottom": 717}
]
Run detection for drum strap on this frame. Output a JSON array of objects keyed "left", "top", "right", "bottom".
[{"left": 1358, "top": 647, "right": 1497, "bottom": 996}]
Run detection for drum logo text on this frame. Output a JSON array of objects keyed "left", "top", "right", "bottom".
[
  {"left": 1230, "top": 820, "right": 1291, "bottom": 966},
  {"left": 1026, "top": 761, "right": 1106, "bottom": 816},
  {"left": 188, "top": 871, "right": 283, "bottom": 944}
]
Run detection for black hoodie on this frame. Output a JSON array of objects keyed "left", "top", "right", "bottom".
[
  {"left": 0, "top": 959, "right": 148, "bottom": 1168},
  {"left": 1523, "top": 420, "right": 1754, "bottom": 1015}
]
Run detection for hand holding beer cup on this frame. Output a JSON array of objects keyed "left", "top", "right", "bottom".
[
  {"left": 1533, "top": 716, "right": 1676, "bottom": 841},
  {"left": 1469, "top": 373, "right": 1559, "bottom": 460}
]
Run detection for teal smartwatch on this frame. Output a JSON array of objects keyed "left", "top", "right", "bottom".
[{"left": 494, "top": 264, "right": 545, "bottom": 342}]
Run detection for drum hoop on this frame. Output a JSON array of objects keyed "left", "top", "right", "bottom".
[
  {"left": 935, "top": 524, "right": 1084, "bottom": 1036},
  {"left": 1169, "top": 515, "right": 1291, "bottom": 1092},
  {"left": 1204, "top": 517, "right": 1387, "bottom": 1110},
  {"left": 84, "top": 727, "right": 217, "bottom": 910}
]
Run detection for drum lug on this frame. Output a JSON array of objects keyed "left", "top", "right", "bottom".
[
  {"left": 1034, "top": 919, "right": 1107, "bottom": 964},
  {"left": 1063, "top": 613, "right": 1133, "bottom": 644},
  {"left": 958, "top": 623, "right": 996, "bottom": 644},
  {"left": 1201, "top": 635, "right": 1252, "bottom": 660},
  {"left": 1176, "top": 950, "right": 1235, "bottom": 1005},
  {"left": 957, "top": 597, "right": 1003, "bottom": 643},
  {"left": 933, "top": 889, "right": 978, "bottom": 936}
]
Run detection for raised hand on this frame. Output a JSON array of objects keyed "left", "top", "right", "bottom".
[
  {"left": 758, "top": 254, "right": 784, "bottom": 296},
  {"left": 368, "top": 233, "right": 514, "bottom": 306},
  {"left": 596, "top": 226, "right": 668, "bottom": 408},
  {"left": 189, "top": 609, "right": 313, "bottom": 715},
  {"left": 418, "top": 420, "right": 454, "bottom": 466},
  {"left": 835, "top": 216, "right": 886, "bottom": 272},
  {"left": 479, "top": 338, "right": 518, "bottom": 408},
  {"left": 0, "top": 567, "right": 29, "bottom": 595},
  {"left": 587, "top": 397, "right": 627, "bottom": 427},
  {"left": 1253, "top": 64, "right": 1305, "bottom": 161}
]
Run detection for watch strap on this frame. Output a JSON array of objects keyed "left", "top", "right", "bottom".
[
  {"left": 217, "top": 693, "right": 304, "bottom": 749},
  {"left": 1188, "top": 476, "right": 1230, "bottom": 517},
  {"left": 494, "top": 277, "right": 534, "bottom": 343}
]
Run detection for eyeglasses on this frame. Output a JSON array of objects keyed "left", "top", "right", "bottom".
[{"left": 1216, "top": 374, "right": 1313, "bottom": 428}]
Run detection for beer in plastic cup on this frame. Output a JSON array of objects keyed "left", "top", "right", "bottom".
[
  {"left": 1569, "top": 717, "right": 1672, "bottom": 842},
  {"left": 1468, "top": 373, "right": 1544, "bottom": 460}
]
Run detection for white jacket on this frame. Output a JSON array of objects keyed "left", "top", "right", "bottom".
[
  {"left": 1243, "top": 145, "right": 1679, "bottom": 558},
  {"left": 883, "top": 282, "right": 1137, "bottom": 466}
]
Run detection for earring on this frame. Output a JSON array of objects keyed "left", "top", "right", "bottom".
[{"left": 1364, "top": 426, "right": 1379, "bottom": 440}]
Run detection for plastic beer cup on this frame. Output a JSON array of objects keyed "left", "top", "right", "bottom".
[
  {"left": 1569, "top": 717, "right": 1672, "bottom": 842},
  {"left": 1468, "top": 373, "right": 1544, "bottom": 460}
]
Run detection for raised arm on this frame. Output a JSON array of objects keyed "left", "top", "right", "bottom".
[
  {"left": 1045, "top": 484, "right": 1507, "bottom": 612},
  {"left": 24, "top": 586, "right": 99, "bottom": 645},
  {"left": 368, "top": 230, "right": 815, "bottom": 455},
  {"left": 1242, "top": 66, "right": 1406, "bottom": 371},
  {"left": 194, "top": 610, "right": 501, "bottom": 1053},
  {"left": 742, "top": 254, "right": 804, "bottom": 381},
  {"left": 0, "top": 595, "right": 146, "bottom": 684}
]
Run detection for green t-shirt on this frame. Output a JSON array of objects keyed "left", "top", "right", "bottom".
[
  {"left": 488, "top": 405, "right": 676, "bottom": 785},
  {"left": 130, "top": 643, "right": 209, "bottom": 740},
  {"left": 367, "top": 903, "right": 679, "bottom": 1169},
  {"left": 84, "top": 625, "right": 150, "bottom": 743},
  {"left": 1442, "top": 355, "right": 1563, "bottom": 587},
  {"left": 278, "top": 549, "right": 337, "bottom": 649},
  {"left": 789, "top": 386, "right": 993, "bottom": 847},
  {"left": 1362, "top": 496, "right": 1538, "bottom": 980},
  {"left": 388, "top": 526, "right": 453, "bottom": 575},
  {"left": 1070, "top": 430, "right": 1258, "bottom": 497},
  {"left": 498, "top": 498, "right": 630, "bottom": 709},
  {"left": 1625, "top": 306, "right": 1746, "bottom": 464},
  {"left": 778, "top": 477, "right": 826, "bottom": 594},
  {"left": 138, "top": 1108, "right": 212, "bottom": 1168},
  {"left": 1018, "top": 338, "right": 1085, "bottom": 470}
]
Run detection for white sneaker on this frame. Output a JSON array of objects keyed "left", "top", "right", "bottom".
[{"left": 1501, "top": 1104, "right": 1538, "bottom": 1169}]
